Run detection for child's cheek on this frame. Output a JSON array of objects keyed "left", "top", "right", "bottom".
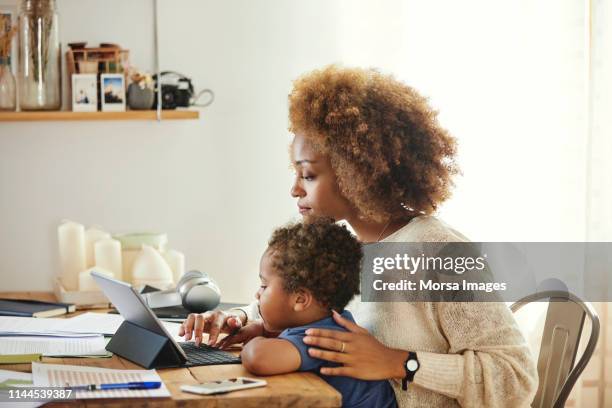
[{"left": 259, "top": 292, "right": 271, "bottom": 316}]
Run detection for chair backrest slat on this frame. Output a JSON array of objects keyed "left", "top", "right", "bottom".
[
  {"left": 511, "top": 291, "right": 599, "bottom": 408},
  {"left": 534, "top": 300, "right": 585, "bottom": 408}
]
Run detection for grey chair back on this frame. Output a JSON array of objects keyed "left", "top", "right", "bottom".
[{"left": 511, "top": 291, "right": 599, "bottom": 408}]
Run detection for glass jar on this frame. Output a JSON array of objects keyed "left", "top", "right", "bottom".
[
  {"left": 18, "top": 0, "right": 61, "bottom": 110},
  {"left": 0, "top": 57, "right": 16, "bottom": 111}
]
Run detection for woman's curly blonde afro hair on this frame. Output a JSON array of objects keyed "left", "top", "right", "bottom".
[{"left": 288, "top": 65, "right": 459, "bottom": 223}]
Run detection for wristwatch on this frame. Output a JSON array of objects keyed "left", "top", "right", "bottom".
[{"left": 402, "top": 351, "right": 420, "bottom": 390}]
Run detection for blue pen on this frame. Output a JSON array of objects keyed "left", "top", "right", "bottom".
[{"left": 65, "top": 381, "right": 162, "bottom": 391}]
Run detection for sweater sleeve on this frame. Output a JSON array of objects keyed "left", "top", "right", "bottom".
[
  {"left": 230, "top": 301, "right": 260, "bottom": 323},
  {"left": 412, "top": 302, "right": 538, "bottom": 407}
]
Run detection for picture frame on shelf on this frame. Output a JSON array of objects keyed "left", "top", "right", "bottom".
[
  {"left": 100, "top": 73, "right": 126, "bottom": 112},
  {"left": 71, "top": 74, "right": 97, "bottom": 112},
  {"left": 0, "top": 3, "right": 18, "bottom": 76}
]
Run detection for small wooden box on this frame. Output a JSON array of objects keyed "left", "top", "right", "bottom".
[
  {"left": 66, "top": 46, "right": 129, "bottom": 76},
  {"left": 53, "top": 277, "right": 111, "bottom": 310},
  {"left": 66, "top": 45, "right": 130, "bottom": 110}
]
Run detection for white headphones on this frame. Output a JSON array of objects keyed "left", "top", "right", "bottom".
[
  {"left": 141, "top": 270, "right": 221, "bottom": 313},
  {"left": 177, "top": 270, "right": 221, "bottom": 312}
]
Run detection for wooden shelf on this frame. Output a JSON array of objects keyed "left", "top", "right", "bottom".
[{"left": 0, "top": 110, "right": 200, "bottom": 122}]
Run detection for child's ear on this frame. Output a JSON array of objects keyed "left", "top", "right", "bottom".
[{"left": 292, "top": 288, "right": 313, "bottom": 312}]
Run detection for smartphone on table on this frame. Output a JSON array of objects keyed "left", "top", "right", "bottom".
[{"left": 180, "top": 377, "right": 267, "bottom": 395}]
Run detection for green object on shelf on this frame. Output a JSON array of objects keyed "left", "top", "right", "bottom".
[{"left": 113, "top": 233, "right": 168, "bottom": 250}]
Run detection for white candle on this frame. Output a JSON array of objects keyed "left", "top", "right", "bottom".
[
  {"left": 132, "top": 245, "right": 174, "bottom": 289},
  {"left": 79, "top": 267, "right": 114, "bottom": 291},
  {"left": 58, "top": 221, "right": 86, "bottom": 291},
  {"left": 84, "top": 226, "right": 110, "bottom": 268},
  {"left": 121, "top": 249, "right": 139, "bottom": 284},
  {"left": 94, "top": 238, "right": 123, "bottom": 281},
  {"left": 164, "top": 249, "right": 185, "bottom": 284}
]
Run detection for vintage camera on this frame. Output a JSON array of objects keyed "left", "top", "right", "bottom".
[{"left": 152, "top": 71, "right": 194, "bottom": 109}]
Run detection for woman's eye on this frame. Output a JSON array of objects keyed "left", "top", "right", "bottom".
[
  {"left": 260, "top": 285, "right": 267, "bottom": 290},
  {"left": 301, "top": 175, "right": 315, "bottom": 181}
]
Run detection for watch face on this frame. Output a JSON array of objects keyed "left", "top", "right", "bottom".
[{"left": 406, "top": 359, "right": 419, "bottom": 372}]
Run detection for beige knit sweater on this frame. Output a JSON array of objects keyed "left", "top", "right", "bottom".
[{"left": 240, "top": 216, "right": 538, "bottom": 407}]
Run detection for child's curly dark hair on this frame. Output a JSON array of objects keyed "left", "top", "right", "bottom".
[
  {"left": 268, "top": 219, "right": 361, "bottom": 311},
  {"left": 288, "top": 65, "right": 459, "bottom": 223}
]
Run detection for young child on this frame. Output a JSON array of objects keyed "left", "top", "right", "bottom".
[{"left": 240, "top": 219, "right": 397, "bottom": 408}]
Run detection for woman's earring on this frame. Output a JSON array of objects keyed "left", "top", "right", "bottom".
[{"left": 400, "top": 202, "right": 426, "bottom": 215}]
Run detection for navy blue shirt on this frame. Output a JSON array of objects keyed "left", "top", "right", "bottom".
[{"left": 278, "top": 310, "right": 398, "bottom": 408}]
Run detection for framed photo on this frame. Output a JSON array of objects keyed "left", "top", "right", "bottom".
[
  {"left": 0, "top": 2, "right": 18, "bottom": 75},
  {"left": 100, "top": 73, "right": 126, "bottom": 112},
  {"left": 71, "top": 74, "right": 97, "bottom": 112}
]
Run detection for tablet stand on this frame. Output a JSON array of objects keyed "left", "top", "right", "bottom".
[{"left": 106, "top": 320, "right": 184, "bottom": 369}]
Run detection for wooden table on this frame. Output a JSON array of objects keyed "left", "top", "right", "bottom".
[{"left": 1, "top": 292, "right": 341, "bottom": 407}]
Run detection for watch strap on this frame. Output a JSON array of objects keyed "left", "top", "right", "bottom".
[{"left": 402, "top": 351, "right": 419, "bottom": 391}]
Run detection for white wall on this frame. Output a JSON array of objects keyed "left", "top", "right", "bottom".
[
  {"left": 589, "top": 0, "right": 612, "bottom": 242},
  {"left": 0, "top": 0, "right": 590, "bottom": 302},
  {"left": 332, "top": 0, "right": 588, "bottom": 242}
]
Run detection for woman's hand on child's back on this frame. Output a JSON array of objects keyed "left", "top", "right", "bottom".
[
  {"left": 303, "top": 310, "right": 408, "bottom": 380},
  {"left": 179, "top": 310, "right": 245, "bottom": 346}
]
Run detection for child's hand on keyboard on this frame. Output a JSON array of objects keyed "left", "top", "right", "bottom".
[
  {"left": 215, "top": 321, "right": 280, "bottom": 350},
  {"left": 179, "top": 310, "right": 245, "bottom": 346}
]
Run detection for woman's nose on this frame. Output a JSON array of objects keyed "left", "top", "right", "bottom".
[
  {"left": 255, "top": 289, "right": 261, "bottom": 300},
  {"left": 291, "top": 179, "right": 305, "bottom": 198}
]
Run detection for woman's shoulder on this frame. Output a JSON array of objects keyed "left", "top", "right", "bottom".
[{"left": 384, "top": 215, "right": 470, "bottom": 243}]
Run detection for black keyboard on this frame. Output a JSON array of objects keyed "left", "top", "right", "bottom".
[{"left": 179, "top": 342, "right": 241, "bottom": 367}]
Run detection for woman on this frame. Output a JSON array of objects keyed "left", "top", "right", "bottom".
[{"left": 179, "top": 66, "right": 537, "bottom": 407}]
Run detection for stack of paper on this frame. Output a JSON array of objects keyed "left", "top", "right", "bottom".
[
  {"left": 0, "top": 316, "right": 74, "bottom": 336},
  {"left": 0, "top": 317, "right": 110, "bottom": 357},
  {"left": 0, "top": 313, "right": 185, "bottom": 357},
  {"left": 55, "top": 313, "right": 124, "bottom": 336},
  {"left": 32, "top": 362, "right": 170, "bottom": 399},
  {"left": 0, "top": 314, "right": 184, "bottom": 340},
  {"left": 60, "top": 313, "right": 185, "bottom": 342},
  {"left": 0, "top": 314, "right": 121, "bottom": 337},
  {"left": 0, "top": 336, "right": 108, "bottom": 357}
]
